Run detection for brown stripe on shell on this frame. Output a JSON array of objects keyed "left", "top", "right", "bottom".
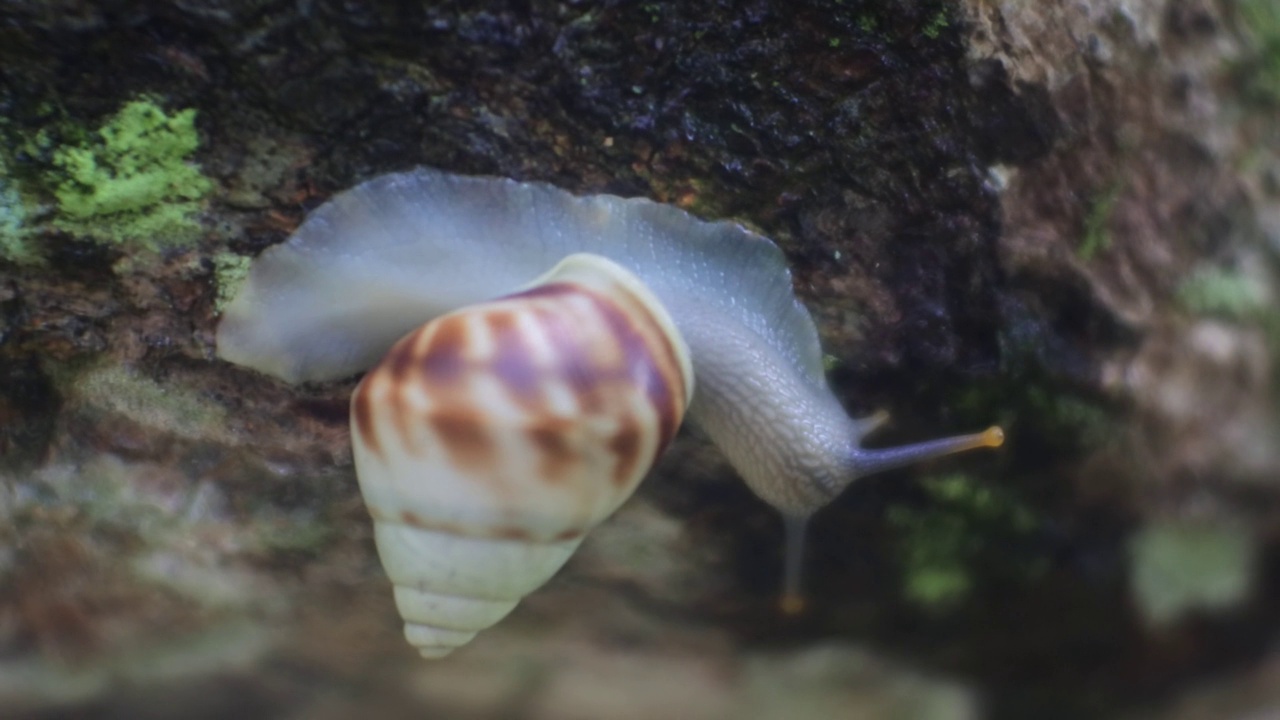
[
  {"left": 514, "top": 276, "right": 687, "bottom": 455},
  {"left": 382, "top": 333, "right": 420, "bottom": 385},
  {"left": 417, "top": 316, "right": 468, "bottom": 386},
  {"left": 487, "top": 309, "right": 542, "bottom": 403},
  {"left": 387, "top": 366, "right": 423, "bottom": 455},
  {"left": 400, "top": 509, "right": 429, "bottom": 528},
  {"left": 609, "top": 286, "right": 689, "bottom": 451},
  {"left": 379, "top": 506, "right": 573, "bottom": 545},
  {"left": 493, "top": 526, "right": 533, "bottom": 541},
  {"left": 526, "top": 419, "right": 578, "bottom": 483},
  {"left": 429, "top": 409, "right": 494, "bottom": 474},
  {"left": 576, "top": 288, "right": 685, "bottom": 452},
  {"left": 351, "top": 380, "right": 382, "bottom": 456},
  {"left": 530, "top": 303, "right": 609, "bottom": 414},
  {"left": 370, "top": 333, "right": 430, "bottom": 455},
  {"left": 554, "top": 528, "right": 584, "bottom": 541},
  {"left": 372, "top": 506, "right": 465, "bottom": 537},
  {"left": 606, "top": 419, "right": 644, "bottom": 488},
  {"left": 512, "top": 283, "right": 681, "bottom": 421}
]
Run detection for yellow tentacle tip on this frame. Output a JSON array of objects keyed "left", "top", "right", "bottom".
[
  {"left": 981, "top": 426, "right": 1005, "bottom": 448},
  {"left": 779, "top": 592, "right": 807, "bottom": 616}
]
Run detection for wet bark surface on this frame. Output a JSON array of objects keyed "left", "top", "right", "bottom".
[{"left": 0, "top": 1, "right": 1277, "bottom": 719}]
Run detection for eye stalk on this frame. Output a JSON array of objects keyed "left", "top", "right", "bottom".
[
  {"left": 849, "top": 425, "right": 1005, "bottom": 478},
  {"left": 778, "top": 422, "right": 1005, "bottom": 616}
]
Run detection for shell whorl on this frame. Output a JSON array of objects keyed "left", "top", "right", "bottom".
[{"left": 351, "top": 254, "right": 691, "bottom": 657}]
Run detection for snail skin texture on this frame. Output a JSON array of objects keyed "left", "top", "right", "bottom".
[{"left": 217, "top": 168, "right": 1003, "bottom": 657}]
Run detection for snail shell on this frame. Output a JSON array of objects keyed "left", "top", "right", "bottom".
[{"left": 350, "top": 253, "right": 692, "bottom": 657}]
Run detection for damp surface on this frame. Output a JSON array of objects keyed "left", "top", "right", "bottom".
[{"left": 1, "top": 1, "right": 1279, "bottom": 719}]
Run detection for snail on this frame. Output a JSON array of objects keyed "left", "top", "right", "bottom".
[{"left": 216, "top": 168, "right": 1003, "bottom": 657}]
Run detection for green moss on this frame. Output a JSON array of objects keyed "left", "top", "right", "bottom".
[
  {"left": 902, "top": 565, "right": 972, "bottom": 607},
  {"left": 921, "top": 7, "right": 950, "bottom": 40},
  {"left": 888, "top": 473, "right": 1043, "bottom": 608},
  {"left": 1177, "top": 265, "right": 1268, "bottom": 320},
  {"left": 15, "top": 126, "right": 55, "bottom": 162},
  {"left": 1077, "top": 182, "right": 1123, "bottom": 261},
  {"left": 1239, "top": 0, "right": 1280, "bottom": 106},
  {"left": 1023, "top": 386, "right": 1116, "bottom": 451},
  {"left": 212, "top": 252, "right": 253, "bottom": 314},
  {"left": 1129, "top": 520, "right": 1256, "bottom": 626},
  {"left": 0, "top": 157, "right": 37, "bottom": 264},
  {"left": 49, "top": 99, "right": 213, "bottom": 252},
  {"left": 953, "top": 378, "right": 1116, "bottom": 456}
]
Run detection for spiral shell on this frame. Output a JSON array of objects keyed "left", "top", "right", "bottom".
[{"left": 350, "top": 253, "right": 693, "bottom": 657}]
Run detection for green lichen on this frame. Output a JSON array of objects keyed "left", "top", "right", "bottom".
[
  {"left": 212, "top": 252, "right": 252, "bottom": 314},
  {"left": 888, "top": 473, "right": 1043, "bottom": 608},
  {"left": 252, "top": 510, "right": 336, "bottom": 557},
  {"left": 64, "top": 363, "right": 229, "bottom": 443},
  {"left": 49, "top": 99, "right": 213, "bottom": 252},
  {"left": 1177, "top": 264, "right": 1280, "bottom": 371},
  {"left": 1177, "top": 265, "right": 1268, "bottom": 320},
  {"left": 1129, "top": 520, "right": 1256, "bottom": 626},
  {"left": 5, "top": 454, "right": 281, "bottom": 672},
  {"left": 18, "top": 455, "right": 175, "bottom": 542}
]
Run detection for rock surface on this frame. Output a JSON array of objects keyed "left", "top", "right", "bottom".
[{"left": 0, "top": 1, "right": 1276, "bottom": 718}]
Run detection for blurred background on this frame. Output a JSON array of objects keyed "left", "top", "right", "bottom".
[{"left": 0, "top": 1, "right": 1277, "bottom": 718}]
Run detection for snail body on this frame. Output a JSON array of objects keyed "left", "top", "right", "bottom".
[{"left": 217, "top": 168, "right": 1002, "bottom": 656}]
